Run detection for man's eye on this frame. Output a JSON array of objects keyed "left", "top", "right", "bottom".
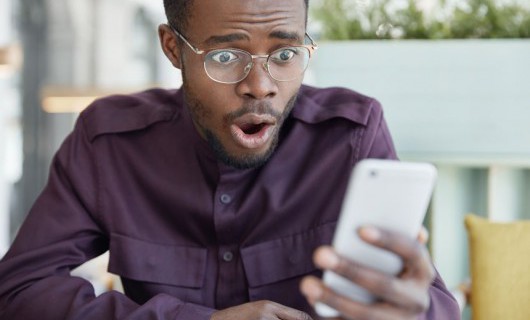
[
  {"left": 210, "top": 51, "right": 239, "bottom": 64},
  {"left": 271, "top": 48, "right": 297, "bottom": 63}
]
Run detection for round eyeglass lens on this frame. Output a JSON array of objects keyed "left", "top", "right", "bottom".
[
  {"left": 204, "top": 49, "right": 252, "bottom": 84},
  {"left": 268, "top": 47, "right": 310, "bottom": 81}
]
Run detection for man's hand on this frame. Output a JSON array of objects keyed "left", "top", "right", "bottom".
[
  {"left": 210, "top": 300, "right": 313, "bottom": 320},
  {"left": 300, "top": 226, "right": 435, "bottom": 320}
]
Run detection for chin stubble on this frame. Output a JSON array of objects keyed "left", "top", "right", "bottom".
[{"left": 184, "top": 87, "right": 298, "bottom": 169}]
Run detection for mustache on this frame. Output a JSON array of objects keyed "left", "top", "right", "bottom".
[{"left": 225, "top": 102, "right": 282, "bottom": 122}]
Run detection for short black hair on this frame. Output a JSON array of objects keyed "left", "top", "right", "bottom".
[{"left": 164, "top": 0, "right": 309, "bottom": 33}]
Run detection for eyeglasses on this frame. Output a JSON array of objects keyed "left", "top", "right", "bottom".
[{"left": 168, "top": 24, "right": 318, "bottom": 84}]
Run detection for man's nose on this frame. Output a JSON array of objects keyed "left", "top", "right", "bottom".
[{"left": 236, "top": 60, "right": 278, "bottom": 100}]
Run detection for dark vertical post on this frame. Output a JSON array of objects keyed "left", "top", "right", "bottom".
[{"left": 11, "top": 0, "right": 49, "bottom": 239}]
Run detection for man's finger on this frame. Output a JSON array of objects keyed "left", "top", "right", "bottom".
[
  {"left": 312, "top": 247, "right": 430, "bottom": 312},
  {"left": 301, "top": 276, "right": 403, "bottom": 320},
  {"left": 417, "top": 226, "right": 429, "bottom": 244},
  {"left": 270, "top": 301, "right": 314, "bottom": 320},
  {"left": 358, "top": 227, "right": 435, "bottom": 281}
]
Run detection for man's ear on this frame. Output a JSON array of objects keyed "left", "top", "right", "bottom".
[{"left": 158, "top": 24, "right": 182, "bottom": 69}]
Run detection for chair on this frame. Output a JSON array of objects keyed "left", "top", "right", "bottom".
[{"left": 462, "top": 214, "right": 530, "bottom": 320}]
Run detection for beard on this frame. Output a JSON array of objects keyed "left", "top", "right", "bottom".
[{"left": 182, "top": 74, "right": 299, "bottom": 169}]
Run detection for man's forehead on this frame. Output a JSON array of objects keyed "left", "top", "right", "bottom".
[{"left": 188, "top": 0, "right": 306, "bottom": 32}]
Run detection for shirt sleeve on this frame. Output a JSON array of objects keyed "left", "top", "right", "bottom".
[
  {"left": 419, "top": 270, "right": 461, "bottom": 319},
  {"left": 0, "top": 117, "right": 216, "bottom": 320}
]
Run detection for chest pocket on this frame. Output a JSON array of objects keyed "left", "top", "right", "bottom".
[
  {"left": 240, "top": 222, "right": 336, "bottom": 312},
  {"left": 108, "top": 233, "right": 207, "bottom": 305}
]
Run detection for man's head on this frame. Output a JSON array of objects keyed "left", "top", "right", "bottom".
[{"left": 159, "top": 0, "right": 313, "bottom": 169}]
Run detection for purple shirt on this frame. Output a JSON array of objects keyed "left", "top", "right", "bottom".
[{"left": 0, "top": 85, "right": 460, "bottom": 319}]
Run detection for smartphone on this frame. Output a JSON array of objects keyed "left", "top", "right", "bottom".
[{"left": 315, "top": 159, "right": 437, "bottom": 318}]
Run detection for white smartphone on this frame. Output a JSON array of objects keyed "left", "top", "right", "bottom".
[{"left": 315, "top": 159, "right": 437, "bottom": 318}]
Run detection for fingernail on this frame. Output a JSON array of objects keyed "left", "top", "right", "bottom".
[
  {"left": 301, "top": 278, "right": 322, "bottom": 302},
  {"left": 360, "top": 226, "right": 380, "bottom": 241},
  {"left": 319, "top": 248, "right": 340, "bottom": 268}
]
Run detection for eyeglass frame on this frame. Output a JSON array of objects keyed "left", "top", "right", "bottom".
[{"left": 167, "top": 23, "right": 318, "bottom": 84}]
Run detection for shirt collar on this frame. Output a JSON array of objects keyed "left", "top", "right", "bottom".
[{"left": 291, "top": 85, "right": 374, "bottom": 126}]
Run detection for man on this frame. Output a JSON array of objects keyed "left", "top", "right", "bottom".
[{"left": 0, "top": 0, "right": 460, "bottom": 319}]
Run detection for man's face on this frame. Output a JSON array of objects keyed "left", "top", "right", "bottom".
[{"left": 173, "top": 0, "right": 307, "bottom": 169}]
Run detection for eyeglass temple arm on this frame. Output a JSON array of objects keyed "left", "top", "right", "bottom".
[
  {"left": 167, "top": 23, "right": 205, "bottom": 55},
  {"left": 305, "top": 33, "right": 318, "bottom": 50}
]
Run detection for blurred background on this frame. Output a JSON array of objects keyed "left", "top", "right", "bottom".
[{"left": 1, "top": 0, "right": 529, "bottom": 319}]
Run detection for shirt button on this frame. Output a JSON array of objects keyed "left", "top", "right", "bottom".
[
  {"left": 220, "top": 194, "right": 232, "bottom": 204},
  {"left": 222, "top": 251, "right": 234, "bottom": 262}
]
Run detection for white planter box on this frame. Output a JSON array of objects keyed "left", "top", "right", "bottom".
[{"left": 306, "top": 40, "right": 530, "bottom": 166}]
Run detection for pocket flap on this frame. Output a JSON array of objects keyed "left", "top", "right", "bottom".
[
  {"left": 108, "top": 233, "right": 207, "bottom": 288},
  {"left": 241, "top": 222, "right": 336, "bottom": 287}
]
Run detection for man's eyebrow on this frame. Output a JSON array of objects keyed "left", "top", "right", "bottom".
[
  {"left": 203, "top": 31, "right": 302, "bottom": 47},
  {"left": 204, "top": 33, "right": 250, "bottom": 46},
  {"left": 269, "top": 30, "right": 302, "bottom": 43}
]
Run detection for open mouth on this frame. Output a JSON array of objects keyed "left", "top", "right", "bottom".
[
  {"left": 240, "top": 123, "right": 268, "bottom": 135},
  {"left": 230, "top": 114, "right": 277, "bottom": 149}
]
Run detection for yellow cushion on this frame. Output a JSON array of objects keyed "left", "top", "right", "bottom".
[{"left": 465, "top": 214, "right": 530, "bottom": 320}]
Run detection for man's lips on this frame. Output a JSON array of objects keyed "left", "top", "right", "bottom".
[{"left": 230, "top": 113, "right": 277, "bottom": 149}]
